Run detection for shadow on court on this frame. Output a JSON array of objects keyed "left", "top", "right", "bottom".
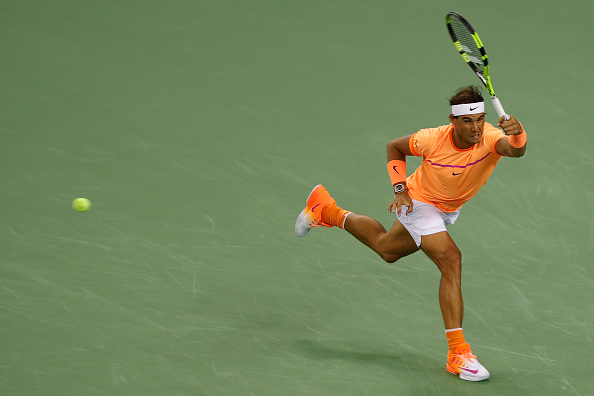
[{"left": 295, "top": 339, "right": 439, "bottom": 372}]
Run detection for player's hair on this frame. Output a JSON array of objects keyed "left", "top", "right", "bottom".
[{"left": 449, "top": 85, "right": 484, "bottom": 105}]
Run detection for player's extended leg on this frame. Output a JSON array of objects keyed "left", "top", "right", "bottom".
[
  {"left": 343, "top": 214, "right": 419, "bottom": 263},
  {"left": 295, "top": 185, "right": 418, "bottom": 262}
]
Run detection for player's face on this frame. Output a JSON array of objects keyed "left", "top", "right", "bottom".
[{"left": 450, "top": 113, "right": 485, "bottom": 149}]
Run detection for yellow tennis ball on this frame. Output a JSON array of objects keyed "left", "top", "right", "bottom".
[{"left": 72, "top": 198, "right": 91, "bottom": 212}]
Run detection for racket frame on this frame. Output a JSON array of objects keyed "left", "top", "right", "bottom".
[{"left": 446, "top": 12, "right": 509, "bottom": 120}]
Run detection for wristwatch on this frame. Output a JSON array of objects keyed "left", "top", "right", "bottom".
[{"left": 394, "top": 183, "right": 407, "bottom": 194}]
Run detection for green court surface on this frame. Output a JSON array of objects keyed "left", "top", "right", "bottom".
[{"left": 1, "top": 1, "right": 593, "bottom": 395}]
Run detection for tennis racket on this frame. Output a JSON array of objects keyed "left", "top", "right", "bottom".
[{"left": 445, "top": 12, "right": 509, "bottom": 121}]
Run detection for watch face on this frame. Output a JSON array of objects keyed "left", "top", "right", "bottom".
[{"left": 394, "top": 184, "right": 404, "bottom": 193}]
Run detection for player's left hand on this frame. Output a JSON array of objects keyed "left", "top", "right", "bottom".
[{"left": 497, "top": 115, "right": 522, "bottom": 135}]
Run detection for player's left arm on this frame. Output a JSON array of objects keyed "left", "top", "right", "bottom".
[{"left": 495, "top": 115, "right": 527, "bottom": 158}]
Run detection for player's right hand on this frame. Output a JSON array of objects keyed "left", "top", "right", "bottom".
[{"left": 497, "top": 114, "right": 522, "bottom": 135}]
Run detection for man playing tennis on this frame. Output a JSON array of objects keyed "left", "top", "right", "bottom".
[{"left": 295, "top": 85, "right": 527, "bottom": 381}]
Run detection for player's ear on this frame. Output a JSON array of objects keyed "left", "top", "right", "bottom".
[{"left": 449, "top": 114, "right": 456, "bottom": 123}]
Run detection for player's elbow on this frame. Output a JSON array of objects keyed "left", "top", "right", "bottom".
[
  {"left": 386, "top": 139, "right": 398, "bottom": 154},
  {"left": 511, "top": 145, "right": 527, "bottom": 158},
  {"left": 501, "top": 144, "right": 526, "bottom": 158},
  {"left": 387, "top": 135, "right": 412, "bottom": 159}
]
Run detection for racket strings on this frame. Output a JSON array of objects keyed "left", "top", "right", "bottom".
[{"left": 449, "top": 18, "right": 485, "bottom": 71}]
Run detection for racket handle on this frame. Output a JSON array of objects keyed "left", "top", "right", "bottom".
[{"left": 491, "top": 96, "right": 510, "bottom": 121}]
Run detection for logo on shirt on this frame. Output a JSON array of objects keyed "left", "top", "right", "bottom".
[{"left": 452, "top": 171, "right": 462, "bottom": 176}]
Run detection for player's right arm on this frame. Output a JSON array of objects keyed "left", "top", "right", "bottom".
[{"left": 386, "top": 135, "right": 415, "bottom": 215}]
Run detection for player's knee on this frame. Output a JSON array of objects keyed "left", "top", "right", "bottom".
[
  {"left": 451, "top": 247, "right": 462, "bottom": 265},
  {"left": 440, "top": 248, "right": 462, "bottom": 277},
  {"left": 379, "top": 251, "right": 401, "bottom": 263}
]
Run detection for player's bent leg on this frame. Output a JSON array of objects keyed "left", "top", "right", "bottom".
[
  {"left": 420, "top": 231, "right": 463, "bottom": 329},
  {"left": 420, "top": 231, "right": 489, "bottom": 381},
  {"left": 344, "top": 214, "right": 419, "bottom": 262}
]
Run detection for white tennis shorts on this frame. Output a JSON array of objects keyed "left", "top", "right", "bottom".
[{"left": 396, "top": 199, "right": 461, "bottom": 247}]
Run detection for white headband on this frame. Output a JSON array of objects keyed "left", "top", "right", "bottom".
[{"left": 451, "top": 102, "right": 485, "bottom": 116}]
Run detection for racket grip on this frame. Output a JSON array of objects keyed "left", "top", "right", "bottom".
[{"left": 491, "top": 96, "right": 510, "bottom": 121}]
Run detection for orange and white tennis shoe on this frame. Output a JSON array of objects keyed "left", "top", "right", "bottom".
[
  {"left": 446, "top": 348, "right": 490, "bottom": 381},
  {"left": 295, "top": 185, "right": 336, "bottom": 237}
]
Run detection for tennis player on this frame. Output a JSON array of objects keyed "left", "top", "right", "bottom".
[{"left": 295, "top": 85, "right": 527, "bottom": 381}]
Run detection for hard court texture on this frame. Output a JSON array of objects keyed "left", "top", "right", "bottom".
[{"left": 1, "top": 1, "right": 592, "bottom": 395}]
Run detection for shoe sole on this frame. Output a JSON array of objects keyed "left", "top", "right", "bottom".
[
  {"left": 295, "top": 185, "right": 323, "bottom": 237},
  {"left": 446, "top": 364, "right": 490, "bottom": 382},
  {"left": 295, "top": 211, "right": 309, "bottom": 237}
]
